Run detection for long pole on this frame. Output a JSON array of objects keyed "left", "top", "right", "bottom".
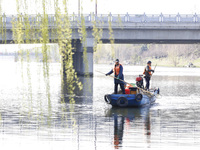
[
  {"left": 95, "top": 0, "right": 97, "bottom": 16},
  {"left": 151, "top": 64, "right": 157, "bottom": 77},
  {"left": 78, "top": 0, "right": 80, "bottom": 16},
  {"left": 95, "top": 70, "right": 154, "bottom": 96}
]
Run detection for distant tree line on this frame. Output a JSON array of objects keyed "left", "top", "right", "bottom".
[{"left": 94, "top": 44, "right": 200, "bottom": 67}]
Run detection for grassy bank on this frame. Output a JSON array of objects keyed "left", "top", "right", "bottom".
[{"left": 149, "top": 58, "right": 200, "bottom": 67}]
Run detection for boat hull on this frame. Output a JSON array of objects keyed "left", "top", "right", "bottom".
[{"left": 104, "top": 89, "right": 158, "bottom": 107}]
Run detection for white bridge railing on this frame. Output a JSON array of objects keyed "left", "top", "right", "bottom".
[{"left": 1, "top": 13, "right": 200, "bottom": 25}]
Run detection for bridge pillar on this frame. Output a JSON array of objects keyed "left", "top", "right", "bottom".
[
  {"left": 72, "top": 38, "right": 94, "bottom": 76},
  {"left": 61, "top": 38, "right": 94, "bottom": 98}
]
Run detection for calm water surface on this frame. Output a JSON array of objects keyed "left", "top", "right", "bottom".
[{"left": 0, "top": 60, "right": 200, "bottom": 150}]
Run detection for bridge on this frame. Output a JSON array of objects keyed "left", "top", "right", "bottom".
[{"left": 1, "top": 13, "right": 200, "bottom": 76}]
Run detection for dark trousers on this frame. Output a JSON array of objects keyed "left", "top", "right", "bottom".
[
  {"left": 114, "top": 83, "right": 125, "bottom": 94},
  {"left": 145, "top": 76, "right": 150, "bottom": 90}
]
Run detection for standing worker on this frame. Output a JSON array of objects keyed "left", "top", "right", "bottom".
[
  {"left": 143, "top": 61, "right": 154, "bottom": 91},
  {"left": 106, "top": 59, "right": 125, "bottom": 94}
]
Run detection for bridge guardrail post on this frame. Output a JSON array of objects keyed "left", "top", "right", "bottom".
[
  {"left": 176, "top": 13, "right": 180, "bottom": 22},
  {"left": 159, "top": 13, "right": 163, "bottom": 22},
  {"left": 95, "top": 13, "right": 98, "bottom": 22},
  {"left": 193, "top": 13, "right": 197, "bottom": 22},
  {"left": 91, "top": 12, "right": 96, "bottom": 22},
  {"left": 108, "top": 12, "right": 112, "bottom": 22},
  {"left": 125, "top": 12, "right": 129, "bottom": 22},
  {"left": 3, "top": 13, "right": 6, "bottom": 23},
  {"left": 93, "top": 13, "right": 96, "bottom": 22},
  {"left": 88, "top": 13, "right": 91, "bottom": 22},
  {"left": 143, "top": 13, "right": 146, "bottom": 22},
  {"left": 21, "top": 13, "right": 24, "bottom": 23},
  {"left": 72, "top": 12, "right": 75, "bottom": 22}
]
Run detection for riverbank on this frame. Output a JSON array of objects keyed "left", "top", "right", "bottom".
[
  {"left": 150, "top": 57, "right": 200, "bottom": 67},
  {"left": 96, "top": 57, "right": 200, "bottom": 68}
]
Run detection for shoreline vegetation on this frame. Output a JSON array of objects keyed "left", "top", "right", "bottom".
[
  {"left": 95, "top": 59, "right": 200, "bottom": 68},
  {"left": 2, "top": 43, "right": 200, "bottom": 68},
  {"left": 94, "top": 44, "right": 200, "bottom": 68}
]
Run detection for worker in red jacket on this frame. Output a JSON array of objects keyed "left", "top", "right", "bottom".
[
  {"left": 106, "top": 59, "right": 125, "bottom": 94},
  {"left": 143, "top": 61, "right": 154, "bottom": 91}
]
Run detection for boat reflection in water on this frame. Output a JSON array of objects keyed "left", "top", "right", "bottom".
[{"left": 105, "top": 106, "right": 151, "bottom": 149}]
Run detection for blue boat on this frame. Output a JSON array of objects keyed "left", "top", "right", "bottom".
[{"left": 104, "top": 88, "right": 159, "bottom": 107}]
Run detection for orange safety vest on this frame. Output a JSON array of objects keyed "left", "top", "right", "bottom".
[
  {"left": 143, "top": 66, "right": 152, "bottom": 76},
  {"left": 113, "top": 64, "right": 121, "bottom": 76}
]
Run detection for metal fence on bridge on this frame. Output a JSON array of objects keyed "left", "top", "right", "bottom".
[{"left": 1, "top": 13, "right": 200, "bottom": 25}]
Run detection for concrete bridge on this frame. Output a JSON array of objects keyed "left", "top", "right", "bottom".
[{"left": 1, "top": 13, "right": 200, "bottom": 76}]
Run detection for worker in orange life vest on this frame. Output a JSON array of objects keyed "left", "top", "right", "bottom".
[
  {"left": 106, "top": 59, "right": 125, "bottom": 94},
  {"left": 143, "top": 61, "right": 154, "bottom": 90}
]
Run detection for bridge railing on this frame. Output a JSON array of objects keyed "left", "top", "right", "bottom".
[{"left": 1, "top": 13, "right": 200, "bottom": 26}]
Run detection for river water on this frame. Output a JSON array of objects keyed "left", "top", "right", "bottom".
[{"left": 0, "top": 59, "right": 200, "bottom": 150}]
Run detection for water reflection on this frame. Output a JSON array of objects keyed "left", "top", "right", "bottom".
[
  {"left": 59, "top": 75, "right": 93, "bottom": 138},
  {"left": 105, "top": 107, "right": 151, "bottom": 149},
  {"left": 1, "top": 63, "right": 200, "bottom": 149},
  {"left": 152, "top": 76, "right": 200, "bottom": 96},
  {"left": 61, "top": 76, "right": 93, "bottom": 104}
]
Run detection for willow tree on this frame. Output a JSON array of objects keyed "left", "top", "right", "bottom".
[
  {"left": 0, "top": 2, "right": 6, "bottom": 44},
  {"left": 55, "top": 0, "right": 82, "bottom": 104},
  {"left": 92, "top": 13, "right": 103, "bottom": 52},
  {"left": 108, "top": 13, "right": 115, "bottom": 60}
]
